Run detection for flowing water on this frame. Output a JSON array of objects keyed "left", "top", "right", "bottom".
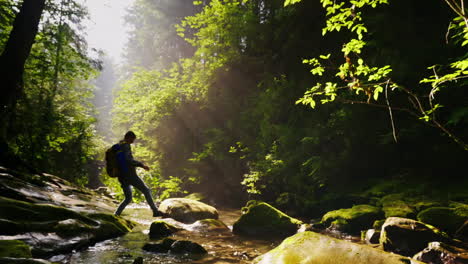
[{"left": 49, "top": 204, "right": 280, "bottom": 264}]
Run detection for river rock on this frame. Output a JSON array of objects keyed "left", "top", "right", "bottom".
[
  {"left": 143, "top": 238, "right": 207, "bottom": 255},
  {"left": 364, "top": 229, "right": 380, "bottom": 244},
  {"left": 149, "top": 220, "right": 180, "bottom": 239},
  {"left": 253, "top": 231, "right": 424, "bottom": 264},
  {"left": 170, "top": 240, "right": 208, "bottom": 255},
  {"left": 413, "top": 242, "right": 468, "bottom": 264},
  {"left": 380, "top": 217, "right": 449, "bottom": 257},
  {"left": 417, "top": 206, "right": 468, "bottom": 235},
  {"left": 185, "top": 219, "right": 230, "bottom": 233},
  {"left": 0, "top": 257, "right": 52, "bottom": 263},
  {"left": 320, "top": 204, "right": 383, "bottom": 234},
  {"left": 232, "top": 200, "right": 302, "bottom": 238},
  {"left": 158, "top": 198, "right": 218, "bottom": 223}
]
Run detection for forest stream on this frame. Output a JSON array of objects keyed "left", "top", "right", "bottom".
[{"left": 58, "top": 206, "right": 279, "bottom": 264}]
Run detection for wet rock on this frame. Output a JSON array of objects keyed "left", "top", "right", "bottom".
[
  {"left": 0, "top": 257, "right": 52, "bottom": 263},
  {"left": 380, "top": 217, "right": 449, "bottom": 257},
  {"left": 143, "top": 238, "right": 207, "bottom": 256},
  {"left": 417, "top": 206, "right": 468, "bottom": 235},
  {"left": 170, "top": 240, "right": 207, "bottom": 255},
  {"left": 363, "top": 229, "right": 380, "bottom": 244},
  {"left": 158, "top": 198, "right": 218, "bottom": 223},
  {"left": 53, "top": 219, "right": 95, "bottom": 238},
  {"left": 2, "top": 233, "right": 92, "bottom": 258},
  {"left": 132, "top": 256, "right": 144, "bottom": 264},
  {"left": 413, "top": 242, "right": 468, "bottom": 264},
  {"left": 380, "top": 194, "right": 416, "bottom": 219},
  {"left": 149, "top": 220, "right": 179, "bottom": 239},
  {"left": 0, "top": 240, "right": 32, "bottom": 258},
  {"left": 455, "top": 220, "right": 468, "bottom": 242},
  {"left": 0, "top": 219, "right": 22, "bottom": 235},
  {"left": 320, "top": 204, "right": 383, "bottom": 234},
  {"left": 186, "top": 219, "right": 230, "bottom": 233},
  {"left": 232, "top": 200, "right": 302, "bottom": 238},
  {"left": 0, "top": 196, "right": 98, "bottom": 226},
  {"left": 253, "top": 231, "right": 424, "bottom": 264},
  {"left": 143, "top": 242, "right": 170, "bottom": 253}
]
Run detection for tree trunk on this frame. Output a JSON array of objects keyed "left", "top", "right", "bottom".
[{"left": 0, "top": 0, "right": 46, "bottom": 166}]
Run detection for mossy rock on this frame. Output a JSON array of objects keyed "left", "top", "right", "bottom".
[
  {"left": 159, "top": 198, "right": 218, "bottom": 224},
  {"left": 380, "top": 194, "right": 415, "bottom": 219},
  {"left": 380, "top": 217, "right": 449, "bottom": 257},
  {"left": 0, "top": 197, "right": 97, "bottom": 226},
  {"left": 320, "top": 204, "right": 383, "bottom": 234},
  {"left": 0, "top": 240, "right": 32, "bottom": 258},
  {"left": 87, "top": 213, "right": 134, "bottom": 233},
  {"left": 149, "top": 220, "right": 179, "bottom": 239},
  {"left": 253, "top": 231, "right": 424, "bottom": 264},
  {"left": 232, "top": 200, "right": 302, "bottom": 238},
  {"left": 170, "top": 240, "right": 207, "bottom": 255},
  {"left": 53, "top": 219, "right": 96, "bottom": 238},
  {"left": 417, "top": 205, "right": 468, "bottom": 234},
  {"left": 0, "top": 257, "right": 52, "bottom": 263}
]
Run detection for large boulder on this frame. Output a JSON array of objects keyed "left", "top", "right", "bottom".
[
  {"left": 253, "top": 231, "right": 424, "bottom": 264},
  {"left": 320, "top": 204, "right": 383, "bottom": 234},
  {"left": 380, "top": 217, "right": 449, "bottom": 257},
  {"left": 158, "top": 198, "right": 218, "bottom": 224},
  {"left": 413, "top": 242, "right": 468, "bottom": 264},
  {"left": 417, "top": 205, "right": 468, "bottom": 235},
  {"left": 232, "top": 200, "right": 302, "bottom": 238}
]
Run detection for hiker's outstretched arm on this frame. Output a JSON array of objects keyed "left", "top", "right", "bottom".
[{"left": 122, "top": 144, "right": 144, "bottom": 167}]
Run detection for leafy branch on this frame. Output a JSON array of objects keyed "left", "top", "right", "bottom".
[{"left": 286, "top": 0, "right": 468, "bottom": 150}]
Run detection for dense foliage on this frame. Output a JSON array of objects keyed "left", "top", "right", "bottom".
[
  {"left": 0, "top": 0, "right": 100, "bottom": 184},
  {"left": 113, "top": 0, "right": 468, "bottom": 209}
]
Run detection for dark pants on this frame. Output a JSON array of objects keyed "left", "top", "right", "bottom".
[{"left": 114, "top": 173, "right": 158, "bottom": 216}]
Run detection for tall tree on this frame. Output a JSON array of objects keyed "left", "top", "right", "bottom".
[{"left": 0, "top": 0, "right": 46, "bottom": 165}]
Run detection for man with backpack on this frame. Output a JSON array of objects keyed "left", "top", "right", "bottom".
[{"left": 112, "top": 131, "right": 163, "bottom": 217}]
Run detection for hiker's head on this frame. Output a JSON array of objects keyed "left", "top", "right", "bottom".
[{"left": 124, "top": 131, "right": 137, "bottom": 144}]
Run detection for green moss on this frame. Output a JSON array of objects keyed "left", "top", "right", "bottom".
[
  {"left": 321, "top": 204, "right": 383, "bottom": 234},
  {"left": 87, "top": 213, "right": 134, "bottom": 232},
  {"left": 417, "top": 206, "right": 468, "bottom": 234},
  {"left": 233, "top": 200, "right": 302, "bottom": 238},
  {"left": 380, "top": 194, "right": 415, "bottom": 218},
  {"left": 0, "top": 197, "right": 97, "bottom": 226},
  {"left": 253, "top": 231, "right": 424, "bottom": 264},
  {"left": 54, "top": 219, "right": 95, "bottom": 238},
  {"left": 0, "top": 240, "right": 32, "bottom": 258},
  {"left": 373, "top": 219, "right": 385, "bottom": 230}
]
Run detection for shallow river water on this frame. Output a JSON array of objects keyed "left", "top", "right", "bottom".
[{"left": 49, "top": 204, "right": 279, "bottom": 264}]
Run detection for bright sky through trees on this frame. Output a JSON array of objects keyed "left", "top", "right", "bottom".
[{"left": 81, "top": 0, "right": 134, "bottom": 63}]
